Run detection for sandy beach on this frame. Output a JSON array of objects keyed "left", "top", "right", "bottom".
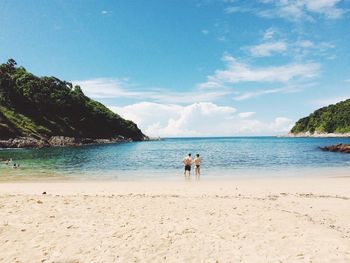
[{"left": 0, "top": 176, "right": 349, "bottom": 263}]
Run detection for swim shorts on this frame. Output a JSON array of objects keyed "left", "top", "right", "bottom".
[{"left": 185, "top": 165, "right": 191, "bottom": 171}]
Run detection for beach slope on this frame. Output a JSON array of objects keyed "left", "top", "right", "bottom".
[{"left": 0, "top": 178, "right": 349, "bottom": 262}]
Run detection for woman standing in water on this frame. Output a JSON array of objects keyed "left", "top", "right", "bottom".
[{"left": 194, "top": 154, "right": 201, "bottom": 179}]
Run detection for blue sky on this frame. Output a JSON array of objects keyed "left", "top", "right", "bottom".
[{"left": 1, "top": 0, "right": 350, "bottom": 136}]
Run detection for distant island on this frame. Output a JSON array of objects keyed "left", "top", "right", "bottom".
[
  {"left": 289, "top": 98, "right": 350, "bottom": 137},
  {"left": 0, "top": 59, "right": 147, "bottom": 148}
]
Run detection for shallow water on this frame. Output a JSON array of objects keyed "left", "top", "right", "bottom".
[{"left": 1, "top": 137, "right": 350, "bottom": 180}]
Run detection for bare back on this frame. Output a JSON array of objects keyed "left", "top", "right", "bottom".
[{"left": 194, "top": 157, "right": 201, "bottom": 166}]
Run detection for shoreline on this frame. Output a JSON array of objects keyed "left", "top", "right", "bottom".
[
  {"left": 1, "top": 165, "right": 350, "bottom": 182},
  {"left": 0, "top": 175, "right": 349, "bottom": 262}
]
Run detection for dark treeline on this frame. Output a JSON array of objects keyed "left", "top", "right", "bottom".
[{"left": 0, "top": 59, "right": 145, "bottom": 140}]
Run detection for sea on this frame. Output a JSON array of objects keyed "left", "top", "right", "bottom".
[{"left": 0, "top": 137, "right": 350, "bottom": 181}]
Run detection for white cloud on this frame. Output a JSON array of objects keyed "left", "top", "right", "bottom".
[
  {"left": 226, "top": 0, "right": 346, "bottom": 21},
  {"left": 72, "top": 78, "right": 229, "bottom": 104},
  {"left": 259, "top": 0, "right": 346, "bottom": 20},
  {"left": 109, "top": 102, "right": 183, "bottom": 132},
  {"left": 270, "top": 117, "right": 295, "bottom": 132},
  {"left": 293, "top": 40, "right": 335, "bottom": 55},
  {"left": 197, "top": 80, "right": 223, "bottom": 89},
  {"left": 109, "top": 102, "right": 293, "bottom": 137},
  {"left": 147, "top": 89, "right": 231, "bottom": 104},
  {"left": 201, "top": 29, "right": 209, "bottom": 35},
  {"left": 217, "top": 36, "right": 227, "bottom": 42},
  {"left": 249, "top": 41, "right": 288, "bottom": 57},
  {"left": 239, "top": 112, "right": 256, "bottom": 118},
  {"left": 263, "top": 28, "right": 277, "bottom": 40},
  {"left": 198, "top": 54, "right": 320, "bottom": 89},
  {"left": 234, "top": 88, "right": 286, "bottom": 101},
  {"left": 297, "top": 40, "right": 314, "bottom": 48},
  {"left": 303, "top": 0, "right": 345, "bottom": 18},
  {"left": 243, "top": 26, "right": 335, "bottom": 60},
  {"left": 244, "top": 34, "right": 335, "bottom": 59},
  {"left": 73, "top": 78, "right": 140, "bottom": 98},
  {"left": 101, "top": 10, "right": 111, "bottom": 15},
  {"left": 234, "top": 82, "right": 317, "bottom": 101},
  {"left": 224, "top": 6, "right": 257, "bottom": 14}
]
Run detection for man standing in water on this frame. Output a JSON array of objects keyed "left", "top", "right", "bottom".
[
  {"left": 183, "top": 153, "right": 193, "bottom": 177},
  {"left": 194, "top": 153, "right": 201, "bottom": 179}
]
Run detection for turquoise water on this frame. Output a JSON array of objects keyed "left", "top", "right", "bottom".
[{"left": 1, "top": 137, "right": 350, "bottom": 180}]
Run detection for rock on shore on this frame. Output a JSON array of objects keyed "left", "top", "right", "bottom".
[
  {"left": 0, "top": 136, "right": 138, "bottom": 149},
  {"left": 284, "top": 132, "right": 350, "bottom": 138},
  {"left": 319, "top": 144, "right": 350, "bottom": 153}
]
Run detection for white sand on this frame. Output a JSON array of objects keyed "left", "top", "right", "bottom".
[{"left": 0, "top": 177, "right": 349, "bottom": 262}]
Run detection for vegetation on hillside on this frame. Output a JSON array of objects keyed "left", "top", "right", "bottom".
[
  {"left": 0, "top": 59, "right": 145, "bottom": 140},
  {"left": 291, "top": 99, "right": 350, "bottom": 134}
]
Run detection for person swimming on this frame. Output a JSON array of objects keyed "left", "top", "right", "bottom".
[{"left": 194, "top": 154, "right": 201, "bottom": 178}]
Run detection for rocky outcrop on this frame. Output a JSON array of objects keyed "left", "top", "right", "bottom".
[
  {"left": 0, "top": 137, "right": 49, "bottom": 148},
  {"left": 285, "top": 132, "right": 350, "bottom": 138},
  {"left": 47, "top": 136, "right": 78, "bottom": 147},
  {"left": 0, "top": 135, "right": 144, "bottom": 149},
  {"left": 319, "top": 144, "right": 350, "bottom": 153}
]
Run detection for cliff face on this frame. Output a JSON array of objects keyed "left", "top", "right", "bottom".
[
  {"left": 290, "top": 99, "right": 350, "bottom": 135},
  {"left": 0, "top": 59, "right": 146, "bottom": 146}
]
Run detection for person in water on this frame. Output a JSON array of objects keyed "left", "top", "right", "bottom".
[
  {"left": 194, "top": 153, "right": 201, "bottom": 178},
  {"left": 183, "top": 153, "right": 193, "bottom": 177}
]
